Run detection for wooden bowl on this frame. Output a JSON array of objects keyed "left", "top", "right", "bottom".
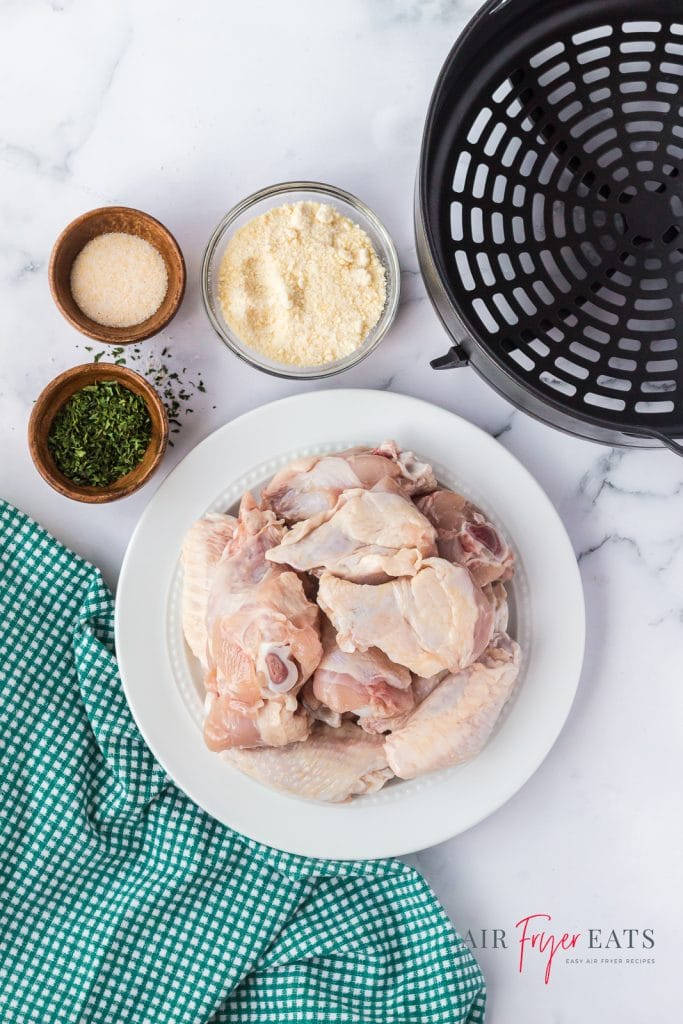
[
  {"left": 28, "top": 363, "right": 169, "bottom": 503},
  {"left": 49, "top": 206, "right": 186, "bottom": 344}
]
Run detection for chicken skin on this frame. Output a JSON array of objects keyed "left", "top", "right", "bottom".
[
  {"left": 266, "top": 487, "right": 437, "bottom": 584},
  {"left": 224, "top": 721, "right": 393, "bottom": 802},
  {"left": 416, "top": 489, "right": 514, "bottom": 586},
  {"left": 384, "top": 633, "right": 521, "bottom": 779},
  {"left": 317, "top": 557, "right": 494, "bottom": 677},
  {"left": 261, "top": 440, "right": 436, "bottom": 523}
]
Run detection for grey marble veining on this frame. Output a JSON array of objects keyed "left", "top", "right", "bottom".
[{"left": 0, "top": 1, "right": 680, "bottom": 1019}]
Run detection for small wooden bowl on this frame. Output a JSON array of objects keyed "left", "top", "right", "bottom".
[
  {"left": 49, "top": 206, "right": 186, "bottom": 344},
  {"left": 28, "top": 363, "right": 169, "bottom": 503}
]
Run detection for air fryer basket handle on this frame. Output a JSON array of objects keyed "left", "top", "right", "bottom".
[
  {"left": 430, "top": 344, "right": 469, "bottom": 370},
  {"left": 647, "top": 433, "right": 683, "bottom": 458}
]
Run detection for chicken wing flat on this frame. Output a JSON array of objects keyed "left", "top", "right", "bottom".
[
  {"left": 224, "top": 721, "right": 393, "bottom": 802},
  {"left": 266, "top": 487, "right": 437, "bottom": 583},
  {"left": 260, "top": 440, "right": 436, "bottom": 523},
  {"left": 181, "top": 512, "right": 237, "bottom": 669},
  {"left": 317, "top": 557, "right": 494, "bottom": 677},
  {"left": 384, "top": 633, "right": 521, "bottom": 779}
]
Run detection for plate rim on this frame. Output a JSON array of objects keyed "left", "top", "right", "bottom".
[{"left": 115, "top": 389, "right": 585, "bottom": 860}]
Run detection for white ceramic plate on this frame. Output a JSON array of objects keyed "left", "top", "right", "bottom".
[{"left": 116, "top": 390, "right": 584, "bottom": 860}]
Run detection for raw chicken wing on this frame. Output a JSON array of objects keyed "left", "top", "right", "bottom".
[
  {"left": 318, "top": 557, "right": 494, "bottom": 677},
  {"left": 312, "top": 621, "right": 413, "bottom": 732},
  {"left": 416, "top": 490, "right": 514, "bottom": 586},
  {"left": 204, "top": 493, "right": 322, "bottom": 750},
  {"left": 224, "top": 721, "right": 393, "bottom": 802},
  {"left": 300, "top": 678, "right": 342, "bottom": 729},
  {"left": 384, "top": 633, "right": 521, "bottom": 779},
  {"left": 181, "top": 513, "right": 236, "bottom": 669},
  {"left": 266, "top": 487, "right": 437, "bottom": 583},
  {"left": 483, "top": 580, "right": 509, "bottom": 633},
  {"left": 369, "top": 671, "right": 448, "bottom": 733},
  {"left": 261, "top": 441, "right": 436, "bottom": 522},
  {"left": 204, "top": 692, "right": 310, "bottom": 751}
]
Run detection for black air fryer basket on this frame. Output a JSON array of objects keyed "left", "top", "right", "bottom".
[{"left": 416, "top": 0, "right": 683, "bottom": 453}]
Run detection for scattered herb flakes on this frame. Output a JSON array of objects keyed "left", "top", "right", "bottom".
[
  {"left": 77, "top": 343, "right": 210, "bottom": 448},
  {"left": 48, "top": 381, "right": 151, "bottom": 487}
]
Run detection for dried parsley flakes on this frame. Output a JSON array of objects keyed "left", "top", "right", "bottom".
[{"left": 48, "top": 381, "right": 151, "bottom": 487}]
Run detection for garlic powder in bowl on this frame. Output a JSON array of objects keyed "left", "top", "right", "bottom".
[
  {"left": 202, "top": 182, "right": 400, "bottom": 379},
  {"left": 49, "top": 206, "right": 186, "bottom": 345},
  {"left": 71, "top": 232, "right": 168, "bottom": 329}
]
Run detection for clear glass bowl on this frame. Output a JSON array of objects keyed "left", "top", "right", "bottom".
[{"left": 201, "top": 181, "right": 400, "bottom": 379}]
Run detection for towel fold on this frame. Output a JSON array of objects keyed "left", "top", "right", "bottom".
[{"left": 0, "top": 500, "right": 485, "bottom": 1024}]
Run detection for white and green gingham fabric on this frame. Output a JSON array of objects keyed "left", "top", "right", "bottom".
[{"left": 0, "top": 500, "right": 486, "bottom": 1024}]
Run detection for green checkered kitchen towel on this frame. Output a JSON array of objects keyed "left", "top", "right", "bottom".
[{"left": 0, "top": 500, "right": 485, "bottom": 1024}]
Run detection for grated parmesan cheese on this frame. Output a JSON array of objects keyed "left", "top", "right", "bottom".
[
  {"left": 217, "top": 201, "right": 386, "bottom": 367},
  {"left": 70, "top": 232, "right": 168, "bottom": 328}
]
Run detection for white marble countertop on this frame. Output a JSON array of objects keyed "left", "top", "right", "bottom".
[{"left": 1, "top": 1, "right": 680, "bottom": 1020}]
